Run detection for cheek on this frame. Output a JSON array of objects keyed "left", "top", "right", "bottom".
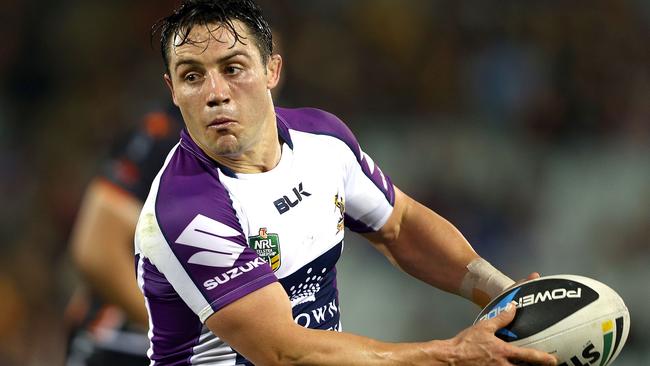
[
  {"left": 232, "top": 69, "right": 267, "bottom": 94},
  {"left": 175, "top": 86, "right": 204, "bottom": 110},
  {"left": 179, "top": 83, "right": 204, "bottom": 98}
]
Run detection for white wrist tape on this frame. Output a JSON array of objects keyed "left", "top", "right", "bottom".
[{"left": 459, "top": 258, "right": 515, "bottom": 301}]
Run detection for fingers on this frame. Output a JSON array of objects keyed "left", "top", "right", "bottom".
[
  {"left": 481, "top": 302, "right": 556, "bottom": 365},
  {"left": 482, "top": 301, "right": 517, "bottom": 332},
  {"left": 507, "top": 272, "right": 541, "bottom": 291},
  {"left": 526, "top": 272, "right": 541, "bottom": 280},
  {"left": 506, "top": 345, "right": 557, "bottom": 365}
]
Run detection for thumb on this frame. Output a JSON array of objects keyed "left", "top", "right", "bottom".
[
  {"left": 527, "top": 272, "right": 541, "bottom": 281},
  {"left": 485, "top": 301, "right": 517, "bottom": 332}
]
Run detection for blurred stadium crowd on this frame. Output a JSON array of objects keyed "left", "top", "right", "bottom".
[{"left": 0, "top": 0, "right": 648, "bottom": 365}]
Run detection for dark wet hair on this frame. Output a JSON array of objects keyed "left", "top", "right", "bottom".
[{"left": 152, "top": 0, "right": 273, "bottom": 72}]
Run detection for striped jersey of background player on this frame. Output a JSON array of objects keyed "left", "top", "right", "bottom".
[
  {"left": 135, "top": 0, "right": 557, "bottom": 365},
  {"left": 66, "top": 108, "right": 183, "bottom": 366}
]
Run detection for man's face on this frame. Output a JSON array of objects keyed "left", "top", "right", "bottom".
[{"left": 164, "top": 21, "right": 282, "bottom": 158}]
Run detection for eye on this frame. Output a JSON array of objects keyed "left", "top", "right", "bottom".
[
  {"left": 183, "top": 72, "right": 202, "bottom": 83},
  {"left": 224, "top": 65, "right": 242, "bottom": 75}
]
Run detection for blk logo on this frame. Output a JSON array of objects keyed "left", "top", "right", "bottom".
[{"left": 274, "top": 182, "right": 311, "bottom": 214}]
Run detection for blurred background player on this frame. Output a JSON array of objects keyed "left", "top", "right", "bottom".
[{"left": 65, "top": 107, "right": 183, "bottom": 366}]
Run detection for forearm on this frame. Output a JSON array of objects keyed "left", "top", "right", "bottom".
[
  {"left": 210, "top": 282, "right": 555, "bottom": 366},
  {"left": 77, "top": 247, "right": 149, "bottom": 327},
  {"left": 210, "top": 283, "right": 454, "bottom": 365},
  {"left": 278, "top": 327, "right": 451, "bottom": 366}
]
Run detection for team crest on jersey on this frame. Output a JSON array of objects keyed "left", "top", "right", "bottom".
[
  {"left": 334, "top": 193, "right": 345, "bottom": 234},
  {"left": 248, "top": 228, "right": 281, "bottom": 271}
]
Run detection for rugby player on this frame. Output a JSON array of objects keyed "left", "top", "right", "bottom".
[
  {"left": 135, "top": 0, "right": 557, "bottom": 365},
  {"left": 66, "top": 109, "right": 183, "bottom": 366}
]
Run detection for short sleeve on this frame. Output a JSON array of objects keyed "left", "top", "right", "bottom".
[{"left": 342, "top": 144, "right": 395, "bottom": 233}]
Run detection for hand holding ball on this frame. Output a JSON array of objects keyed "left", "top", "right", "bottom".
[{"left": 474, "top": 275, "right": 629, "bottom": 366}]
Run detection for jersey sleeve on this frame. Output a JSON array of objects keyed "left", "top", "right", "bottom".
[
  {"left": 101, "top": 111, "right": 182, "bottom": 201},
  {"left": 342, "top": 141, "right": 395, "bottom": 233},
  {"left": 334, "top": 121, "right": 395, "bottom": 233},
  {"left": 136, "top": 146, "right": 277, "bottom": 323}
]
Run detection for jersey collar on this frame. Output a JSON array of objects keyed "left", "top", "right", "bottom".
[{"left": 179, "top": 113, "right": 293, "bottom": 178}]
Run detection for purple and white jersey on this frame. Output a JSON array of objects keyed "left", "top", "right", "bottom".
[{"left": 135, "top": 107, "right": 395, "bottom": 365}]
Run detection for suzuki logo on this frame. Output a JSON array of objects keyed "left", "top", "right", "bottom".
[
  {"left": 274, "top": 182, "right": 311, "bottom": 214},
  {"left": 175, "top": 214, "right": 245, "bottom": 267}
]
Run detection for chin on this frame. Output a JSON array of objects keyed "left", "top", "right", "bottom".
[
  {"left": 215, "top": 147, "right": 242, "bottom": 157},
  {"left": 209, "top": 134, "right": 237, "bottom": 151},
  {"left": 213, "top": 142, "right": 242, "bottom": 157}
]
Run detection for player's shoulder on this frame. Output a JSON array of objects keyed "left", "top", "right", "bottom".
[
  {"left": 275, "top": 106, "right": 361, "bottom": 155},
  {"left": 141, "top": 135, "right": 241, "bottom": 248},
  {"left": 155, "top": 138, "right": 230, "bottom": 212}
]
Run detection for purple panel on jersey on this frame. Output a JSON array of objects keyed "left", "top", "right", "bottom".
[
  {"left": 179, "top": 129, "right": 237, "bottom": 178},
  {"left": 343, "top": 213, "right": 376, "bottom": 234},
  {"left": 276, "top": 107, "right": 395, "bottom": 206},
  {"left": 154, "top": 133, "right": 277, "bottom": 313},
  {"left": 141, "top": 257, "right": 202, "bottom": 365}
]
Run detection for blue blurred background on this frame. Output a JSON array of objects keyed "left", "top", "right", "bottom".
[{"left": 0, "top": 0, "right": 648, "bottom": 364}]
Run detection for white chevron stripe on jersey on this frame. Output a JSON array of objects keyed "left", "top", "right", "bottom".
[
  {"left": 176, "top": 214, "right": 245, "bottom": 267},
  {"left": 361, "top": 150, "right": 388, "bottom": 191}
]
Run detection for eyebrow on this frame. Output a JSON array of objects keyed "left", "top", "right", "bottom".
[{"left": 173, "top": 50, "right": 251, "bottom": 72}]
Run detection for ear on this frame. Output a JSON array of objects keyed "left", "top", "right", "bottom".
[
  {"left": 163, "top": 74, "right": 179, "bottom": 107},
  {"left": 265, "top": 54, "right": 283, "bottom": 90}
]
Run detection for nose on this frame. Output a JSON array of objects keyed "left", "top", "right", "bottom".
[{"left": 205, "top": 70, "right": 230, "bottom": 107}]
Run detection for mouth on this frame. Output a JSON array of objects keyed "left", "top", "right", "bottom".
[{"left": 207, "top": 117, "right": 237, "bottom": 130}]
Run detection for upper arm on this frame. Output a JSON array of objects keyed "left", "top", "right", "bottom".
[
  {"left": 363, "top": 186, "right": 409, "bottom": 244},
  {"left": 70, "top": 178, "right": 142, "bottom": 267},
  {"left": 362, "top": 186, "right": 481, "bottom": 295},
  {"left": 206, "top": 282, "right": 303, "bottom": 365},
  {"left": 361, "top": 186, "right": 410, "bottom": 265}
]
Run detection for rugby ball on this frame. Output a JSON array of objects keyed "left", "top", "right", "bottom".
[{"left": 474, "top": 275, "right": 629, "bottom": 366}]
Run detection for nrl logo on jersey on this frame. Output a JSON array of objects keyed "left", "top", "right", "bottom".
[
  {"left": 334, "top": 192, "right": 345, "bottom": 234},
  {"left": 248, "top": 228, "right": 281, "bottom": 271}
]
